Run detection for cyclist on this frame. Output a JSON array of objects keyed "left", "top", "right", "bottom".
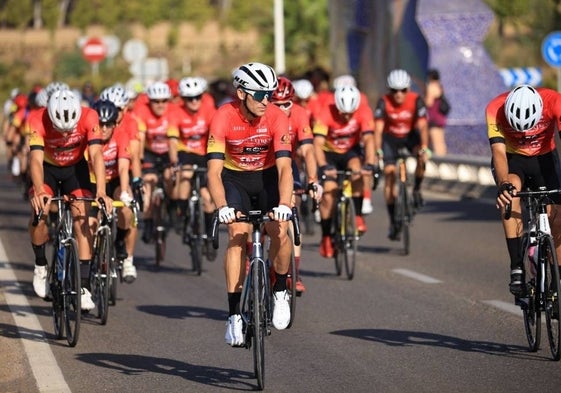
[
  {"left": 134, "top": 81, "right": 179, "bottom": 243},
  {"left": 99, "top": 84, "right": 142, "bottom": 281},
  {"left": 313, "top": 85, "right": 376, "bottom": 258},
  {"left": 374, "top": 69, "right": 430, "bottom": 241},
  {"left": 207, "top": 62, "right": 293, "bottom": 346},
  {"left": 27, "top": 89, "right": 112, "bottom": 311},
  {"left": 271, "top": 76, "right": 322, "bottom": 294},
  {"left": 89, "top": 100, "right": 137, "bottom": 282},
  {"left": 168, "top": 77, "right": 217, "bottom": 255},
  {"left": 488, "top": 84, "right": 561, "bottom": 296}
]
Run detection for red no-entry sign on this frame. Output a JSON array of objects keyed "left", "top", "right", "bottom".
[{"left": 82, "top": 37, "right": 107, "bottom": 63}]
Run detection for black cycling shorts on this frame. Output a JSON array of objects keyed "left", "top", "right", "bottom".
[
  {"left": 142, "top": 150, "right": 170, "bottom": 175},
  {"left": 222, "top": 167, "right": 279, "bottom": 215},
  {"left": 492, "top": 150, "right": 561, "bottom": 204},
  {"left": 382, "top": 130, "right": 421, "bottom": 165},
  {"left": 31, "top": 159, "right": 93, "bottom": 198}
]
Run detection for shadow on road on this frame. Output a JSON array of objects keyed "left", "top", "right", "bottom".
[
  {"left": 137, "top": 304, "right": 227, "bottom": 321},
  {"left": 76, "top": 352, "right": 257, "bottom": 391},
  {"left": 331, "top": 328, "right": 547, "bottom": 361}
]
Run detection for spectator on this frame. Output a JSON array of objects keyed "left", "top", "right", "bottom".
[{"left": 424, "top": 69, "right": 449, "bottom": 156}]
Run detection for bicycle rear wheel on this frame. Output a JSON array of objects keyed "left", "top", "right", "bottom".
[
  {"left": 252, "top": 260, "right": 266, "bottom": 390},
  {"left": 342, "top": 199, "right": 357, "bottom": 280},
  {"left": 542, "top": 236, "right": 561, "bottom": 360},
  {"left": 63, "top": 239, "right": 81, "bottom": 347},
  {"left": 521, "top": 234, "right": 540, "bottom": 352},
  {"left": 49, "top": 245, "right": 64, "bottom": 339},
  {"left": 333, "top": 199, "right": 344, "bottom": 276}
]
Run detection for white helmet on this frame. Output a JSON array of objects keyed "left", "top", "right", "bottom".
[
  {"left": 194, "top": 76, "right": 208, "bottom": 92},
  {"left": 179, "top": 77, "right": 206, "bottom": 97},
  {"left": 504, "top": 84, "right": 543, "bottom": 132},
  {"left": 45, "top": 81, "right": 70, "bottom": 98},
  {"left": 333, "top": 74, "right": 357, "bottom": 89},
  {"left": 35, "top": 89, "right": 49, "bottom": 108},
  {"left": 232, "top": 62, "right": 278, "bottom": 91},
  {"left": 146, "top": 81, "right": 171, "bottom": 100},
  {"left": 334, "top": 85, "right": 361, "bottom": 114},
  {"left": 292, "top": 79, "right": 314, "bottom": 100},
  {"left": 100, "top": 85, "right": 129, "bottom": 109},
  {"left": 387, "top": 69, "right": 411, "bottom": 90},
  {"left": 47, "top": 90, "right": 82, "bottom": 132}
]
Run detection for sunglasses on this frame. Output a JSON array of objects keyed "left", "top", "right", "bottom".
[
  {"left": 100, "top": 122, "right": 116, "bottom": 128},
  {"left": 274, "top": 101, "right": 293, "bottom": 109},
  {"left": 244, "top": 89, "right": 274, "bottom": 102},
  {"left": 150, "top": 99, "right": 168, "bottom": 104},
  {"left": 390, "top": 88, "right": 408, "bottom": 94},
  {"left": 184, "top": 95, "right": 203, "bottom": 102}
]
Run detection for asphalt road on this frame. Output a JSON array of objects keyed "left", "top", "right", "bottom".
[{"left": 2, "top": 167, "right": 561, "bottom": 392}]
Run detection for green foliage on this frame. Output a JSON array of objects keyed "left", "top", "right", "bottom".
[
  {"left": 0, "top": 0, "right": 32, "bottom": 28},
  {"left": 53, "top": 51, "right": 89, "bottom": 80}
]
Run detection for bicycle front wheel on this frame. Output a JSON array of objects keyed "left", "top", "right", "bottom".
[
  {"left": 342, "top": 198, "right": 357, "bottom": 280},
  {"left": 190, "top": 200, "right": 204, "bottom": 275},
  {"left": 521, "top": 234, "right": 540, "bottom": 352},
  {"left": 93, "top": 232, "right": 111, "bottom": 325},
  {"left": 49, "top": 245, "right": 64, "bottom": 339},
  {"left": 252, "top": 260, "right": 266, "bottom": 390},
  {"left": 398, "top": 182, "right": 411, "bottom": 255},
  {"left": 333, "top": 200, "right": 344, "bottom": 276},
  {"left": 63, "top": 239, "right": 81, "bottom": 347},
  {"left": 286, "top": 229, "right": 297, "bottom": 328},
  {"left": 542, "top": 235, "right": 561, "bottom": 360}
]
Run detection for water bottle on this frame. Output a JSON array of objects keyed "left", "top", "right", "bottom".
[
  {"left": 56, "top": 245, "right": 65, "bottom": 281},
  {"left": 11, "top": 156, "right": 20, "bottom": 176}
]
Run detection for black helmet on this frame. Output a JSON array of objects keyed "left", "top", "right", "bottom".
[{"left": 93, "top": 99, "right": 119, "bottom": 124}]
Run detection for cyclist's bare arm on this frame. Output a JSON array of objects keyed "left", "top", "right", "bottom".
[
  {"left": 118, "top": 157, "right": 131, "bottom": 194},
  {"left": 207, "top": 158, "right": 227, "bottom": 209},
  {"left": 88, "top": 143, "right": 112, "bottom": 210},
  {"left": 29, "top": 149, "right": 48, "bottom": 214},
  {"left": 168, "top": 136, "right": 179, "bottom": 165},
  {"left": 276, "top": 156, "right": 294, "bottom": 209}
]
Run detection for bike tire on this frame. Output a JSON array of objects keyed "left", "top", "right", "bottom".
[
  {"left": 109, "top": 257, "right": 118, "bottom": 306},
  {"left": 343, "top": 198, "right": 357, "bottom": 280},
  {"left": 190, "top": 237, "right": 203, "bottom": 275},
  {"left": 49, "top": 244, "right": 64, "bottom": 339},
  {"left": 190, "top": 199, "right": 204, "bottom": 275},
  {"left": 63, "top": 239, "right": 81, "bottom": 347},
  {"left": 401, "top": 183, "right": 411, "bottom": 255},
  {"left": 542, "top": 235, "right": 561, "bottom": 360},
  {"left": 286, "top": 229, "right": 297, "bottom": 328},
  {"left": 98, "top": 232, "right": 112, "bottom": 325},
  {"left": 155, "top": 227, "right": 166, "bottom": 267},
  {"left": 520, "top": 234, "right": 540, "bottom": 352},
  {"left": 252, "top": 260, "right": 266, "bottom": 390},
  {"left": 333, "top": 199, "right": 344, "bottom": 276}
]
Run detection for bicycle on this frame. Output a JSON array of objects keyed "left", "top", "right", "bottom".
[
  {"left": 393, "top": 147, "right": 416, "bottom": 255},
  {"left": 323, "top": 170, "right": 358, "bottom": 280},
  {"left": 32, "top": 193, "right": 95, "bottom": 347},
  {"left": 505, "top": 187, "right": 561, "bottom": 360},
  {"left": 181, "top": 165, "right": 212, "bottom": 275},
  {"left": 211, "top": 209, "right": 301, "bottom": 390}
]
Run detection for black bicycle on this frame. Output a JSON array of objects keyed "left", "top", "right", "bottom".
[
  {"left": 212, "top": 209, "right": 301, "bottom": 390},
  {"left": 33, "top": 194, "right": 95, "bottom": 347},
  {"left": 505, "top": 187, "right": 561, "bottom": 360},
  {"left": 393, "top": 147, "right": 416, "bottom": 255},
  {"left": 181, "top": 165, "right": 212, "bottom": 275}
]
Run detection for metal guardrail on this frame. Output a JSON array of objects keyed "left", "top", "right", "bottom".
[{"left": 405, "top": 154, "right": 496, "bottom": 199}]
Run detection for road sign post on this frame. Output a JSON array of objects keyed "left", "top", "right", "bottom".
[
  {"left": 542, "top": 31, "right": 561, "bottom": 92},
  {"left": 81, "top": 37, "right": 107, "bottom": 77}
]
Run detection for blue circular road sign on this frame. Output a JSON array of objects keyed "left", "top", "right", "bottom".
[{"left": 542, "top": 31, "right": 561, "bottom": 67}]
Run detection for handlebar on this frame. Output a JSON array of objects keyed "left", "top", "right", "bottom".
[
  {"left": 31, "top": 195, "right": 99, "bottom": 227},
  {"left": 504, "top": 188, "right": 561, "bottom": 220},
  {"left": 211, "top": 208, "right": 302, "bottom": 250}
]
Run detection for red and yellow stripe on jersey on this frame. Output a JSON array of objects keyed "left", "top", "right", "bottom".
[
  {"left": 207, "top": 101, "right": 292, "bottom": 171},
  {"left": 26, "top": 107, "right": 102, "bottom": 167},
  {"left": 486, "top": 88, "right": 561, "bottom": 156},
  {"left": 312, "top": 103, "right": 374, "bottom": 154}
]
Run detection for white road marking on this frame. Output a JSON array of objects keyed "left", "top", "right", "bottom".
[
  {"left": 392, "top": 268, "right": 442, "bottom": 284},
  {"left": 482, "top": 300, "right": 523, "bottom": 317},
  {"left": 0, "top": 240, "right": 71, "bottom": 393}
]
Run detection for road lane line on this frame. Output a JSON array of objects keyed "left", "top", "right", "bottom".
[
  {"left": 392, "top": 268, "right": 442, "bottom": 284},
  {"left": 0, "top": 240, "right": 71, "bottom": 393},
  {"left": 482, "top": 300, "right": 523, "bottom": 317}
]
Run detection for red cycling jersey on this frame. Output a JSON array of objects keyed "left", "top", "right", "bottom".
[
  {"left": 374, "top": 92, "right": 427, "bottom": 138},
  {"left": 207, "top": 101, "right": 292, "bottom": 171},
  {"left": 26, "top": 107, "right": 101, "bottom": 166},
  {"left": 86, "top": 128, "right": 131, "bottom": 182},
  {"left": 116, "top": 111, "right": 140, "bottom": 142},
  {"left": 312, "top": 103, "right": 374, "bottom": 154},
  {"left": 287, "top": 103, "right": 313, "bottom": 157},
  {"left": 134, "top": 102, "right": 179, "bottom": 155},
  {"left": 168, "top": 104, "right": 216, "bottom": 156},
  {"left": 486, "top": 87, "right": 561, "bottom": 156}
]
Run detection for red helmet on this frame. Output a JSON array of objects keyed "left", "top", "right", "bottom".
[
  {"left": 13, "top": 94, "right": 28, "bottom": 108},
  {"left": 272, "top": 76, "right": 295, "bottom": 102},
  {"left": 165, "top": 78, "right": 179, "bottom": 97}
]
